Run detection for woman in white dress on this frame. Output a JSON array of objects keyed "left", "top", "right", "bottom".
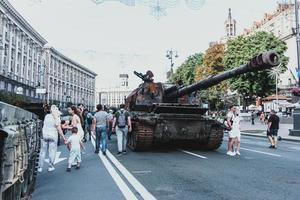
[
  {"left": 38, "top": 105, "right": 65, "bottom": 172},
  {"left": 227, "top": 106, "right": 241, "bottom": 156},
  {"left": 68, "top": 106, "right": 84, "bottom": 140}
]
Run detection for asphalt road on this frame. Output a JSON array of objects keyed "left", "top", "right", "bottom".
[{"left": 32, "top": 134, "right": 300, "bottom": 200}]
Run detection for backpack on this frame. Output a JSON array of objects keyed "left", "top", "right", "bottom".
[
  {"left": 86, "top": 113, "right": 93, "bottom": 125},
  {"left": 117, "top": 110, "right": 128, "bottom": 128}
]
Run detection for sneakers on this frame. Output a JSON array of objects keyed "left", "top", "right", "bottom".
[
  {"left": 122, "top": 150, "right": 127, "bottom": 155},
  {"left": 236, "top": 151, "right": 241, "bottom": 156},
  {"left": 269, "top": 145, "right": 275, "bottom": 149},
  {"left": 94, "top": 150, "right": 99, "bottom": 154},
  {"left": 117, "top": 152, "right": 122, "bottom": 156},
  {"left": 48, "top": 166, "right": 55, "bottom": 172},
  {"left": 102, "top": 151, "right": 106, "bottom": 156},
  {"left": 76, "top": 165, "right": 80, "bottom": 170},
  {"left": 226, "top": 151, "right": 236, "bottom": 156},
  {"left": 66, "top": 168, "right": 71, "bottom": 172},
  {"left": 37, "top": 167, "right": 42, "bottom": 173}
]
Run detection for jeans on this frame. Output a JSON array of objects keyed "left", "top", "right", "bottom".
[
  {"left": 85, "top": 123, "right": 92, "bottom": 140},
  {"left": 96, "top": 125, "right": 107, "bottom": 153},
  {"left": 116, "top": 126, "right": 128, "bottom": 152},
  {"left": 39, "top": 136, "right": 57, "bottom": 168}
]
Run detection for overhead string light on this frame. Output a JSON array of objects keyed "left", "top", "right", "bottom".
[{"left": 92, "top": 0, "right": 206, "bottom": 20}]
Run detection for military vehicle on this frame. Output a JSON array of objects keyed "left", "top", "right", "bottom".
[
  {"left": 126, "top": 51, "right": 280, "bottom": 151},
  {"left": 0, "top": 101, "right": 42, "bottom": 200}
]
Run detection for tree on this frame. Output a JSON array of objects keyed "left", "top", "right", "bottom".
[
  {"left": 195, "top": 43, "right": 227, "bottom": 110},
  {"left": 223, "top": 31, "right": 288, "bottom": 109},
  {"left": 170, "top": 53, "right": 203, "bottom": 85}
]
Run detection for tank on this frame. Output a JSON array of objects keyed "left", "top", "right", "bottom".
[
  {"left": 0, "top": 101, "right": 42, "bottom": 200},
  {"left": 126, "top": 51, "right": 280, "bottom": 151}
]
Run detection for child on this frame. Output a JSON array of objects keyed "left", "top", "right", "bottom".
[{"left": 65, "top": 127, "right": 84, "bottom": 172}]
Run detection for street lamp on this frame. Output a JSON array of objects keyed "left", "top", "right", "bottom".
[
  {"left": 294, "top": 0, "right": 300, "bottom": 87},
  {"left": 66, "top": 95, "right": 71, "bottom": 107},
  {"left": 166, "top": 49, "right": 178, "bottom": 79}
]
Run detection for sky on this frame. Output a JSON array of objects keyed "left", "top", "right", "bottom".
[{"left": 9, "top": 0, "right": 279, "bottom": 91}]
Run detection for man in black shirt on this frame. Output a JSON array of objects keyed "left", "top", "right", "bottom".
[{"left": 267, "top": 110, "right": 280, "bottom": 149}]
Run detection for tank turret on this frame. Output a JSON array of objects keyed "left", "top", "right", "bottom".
[
  {"left": 126, "top": 51, "right": 280, "bottom": 111},
  {"left": 126, "top": 51, "right": 281, "bottom": 151}
]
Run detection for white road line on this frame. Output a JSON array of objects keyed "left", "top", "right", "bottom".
[
  {"left": 91, "top": 136, "right": 138, "bottom": 200},
  {"left": 106, "top": 150, "right": 157, "bottom": 200},
  {"left": 179, "top": 149, "right": 208, "bottom": 159},
  {"left": 240, "top": 147, "right": 282, "bottom": 157}
]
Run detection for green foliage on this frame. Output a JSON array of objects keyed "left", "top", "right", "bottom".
[
  {"left": 195, "top": 43, "right": 227, "bottom": 110},
  {"left": 170, "top": 53, "right": 204, "bottom": 85},
  {"left": 0, "top": 90, "right": 26, "bottom": 107},
  {"left": 224, "top": 31, "right": 288, "bottom": 98}
]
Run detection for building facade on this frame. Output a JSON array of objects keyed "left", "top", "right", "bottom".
[
  {"left": 44, "top": 47, "right": 97, "bottom": 110},
  {"left": 0, "top": 0, "right": 47, "bottom": 102},
  {"left": 243, "top": 2, "right": 297, "bottom": 89},
  {"left": 98, "top": 73, "right": 131, "bottom": 107},
  {"left": 99, "top": 89, "right": 131, "bottom": 108},
  {"left": 0, "top": 0, "right": 97, "bottom": 109}
]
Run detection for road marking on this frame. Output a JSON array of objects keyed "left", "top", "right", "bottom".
[
  {"left": 91, "top": 136, "right": 138, "bottom": 200},
  {"left": 106, "top": 150, "right": 157, "bottom": 200},
  {"left": 131, "top": 170, "right": 152, "bottom": 174},
  {"left": 240, "top": 147, "right": 282, "bottom": 157},
  {"left": 98, "top": 152, "right": 138, "bottom": 200},
  {"left": 178, "top": 150, "right": 207, "bottom": 159},
  {"left": 45, "top": 151, "right": 66, "bottom": 164}
]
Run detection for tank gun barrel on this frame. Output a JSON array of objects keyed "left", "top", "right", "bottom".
[{"left": 166, "top": 51, "right": 280, "bottom": 100}]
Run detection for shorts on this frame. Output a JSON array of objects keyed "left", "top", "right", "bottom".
[
  {"left": 267, "top": 129, "right": 278, "bottom": 137},
  {"left": 68, "top": 149, "right": 81, "bottom": 164}
]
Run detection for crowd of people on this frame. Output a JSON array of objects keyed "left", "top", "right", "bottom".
[
  {"left": 38, "top": 103, "right": 132, "bottom": 173},
  {"left": 226, "top": 105, "right": 280, "bottom": 156},
  {"left": 37, "top": 102, "right": 281, "bottom": 172}
]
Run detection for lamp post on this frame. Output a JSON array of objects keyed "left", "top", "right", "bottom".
[
  {"left": 166, "top": 49, "right": 178, "bottom": 79},
  {"left": 293, "top": 0, "right": 300, "bottom": 86}
]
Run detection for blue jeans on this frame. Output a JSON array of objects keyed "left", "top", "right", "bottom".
[{"left": 96, "top": 126, "right": 107, "bottom": 152}]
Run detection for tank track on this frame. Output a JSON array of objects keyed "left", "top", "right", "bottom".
[
  {"left": 201, "top": 127, "right": 224, "bottom": 150},
  {"left": 128, "top": 122, "right": 154, "bottom": 151}
]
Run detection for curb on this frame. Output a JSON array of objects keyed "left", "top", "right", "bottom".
[{"left": 241, "top": 132, "right": 300, "bottom": 143}]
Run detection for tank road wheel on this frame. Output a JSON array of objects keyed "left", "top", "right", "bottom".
[
  {"left": 128, "top": 123, "right": 154, "bottom": 151},
  {"left": 3, "top": 181, "right": 22, "bottom": 200},
  {"left": 201, "top": 127, "right": 224, "bottom": 151}
]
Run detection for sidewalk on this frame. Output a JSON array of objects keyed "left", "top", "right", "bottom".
[
  {"left": 240, "top": 120, "right": 300, "bottom": 142},
  {"left": 32, "top": 140, "right": 125, "bottom": 200}
]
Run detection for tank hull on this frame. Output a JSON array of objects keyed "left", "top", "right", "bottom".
[
  {"left": 128, "top": 112, "right": 224, "bottom": 151},
  {"left": 0, "top": 101, "right": 42, "bottom": 200}
]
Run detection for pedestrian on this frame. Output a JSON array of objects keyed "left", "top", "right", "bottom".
[
  {"left": 78, "top": 104, "right": 88, "bottom": 142},
  {"left": 260, "top": 112, "right": 265, "bottom": 124},
  {"left": 226, "top": 105, "right": 241, "bottom": 156},
  {"left": 251, "top": 111, "right": 255, "bottom": 125},
  {"left": 112, "top": 104, "right": 132, "bottom": 155},
  {"left": 38, "top": 105, "right": 65, "bottom": 172},
  {"left": 85, "top": 112, "right": 93, "bottom": 141},
  {"left": 92, "top": 104, "right": 109, "bottom": 155},
  {"left": 107, "top": 109, "right": 114, "bottom": 140},
  {"left": 68, "top": 106, "right": 85, "bottom": 141},
  {"left": 65, "top": 127, "right": 84, "bottom": 172},
  {"left": 267, "top": 110, "right": 280, "bottom": 149}
]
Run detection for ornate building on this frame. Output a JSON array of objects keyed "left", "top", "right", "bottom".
[
  {"left": 0, "top": 0, "right": 47, "bottom": 102},
  {"left": 44, "top": 47, "right": 97, "bottom": 110},
  {"left": 243, "top": 2, "right": 297, "bottom": 91},
  {"left": 225, "top": 8, "right": 237, "bottom": 39},
  {"left": 0, "top": 0, "right": 97, "bottom": 109}
]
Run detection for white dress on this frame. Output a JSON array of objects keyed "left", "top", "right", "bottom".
[
  {"left": 73, "top": 115, "right": 84, "bottom": 140},
  {"left": 228, "top": 115, "right": 241, "bottom": 138}
]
